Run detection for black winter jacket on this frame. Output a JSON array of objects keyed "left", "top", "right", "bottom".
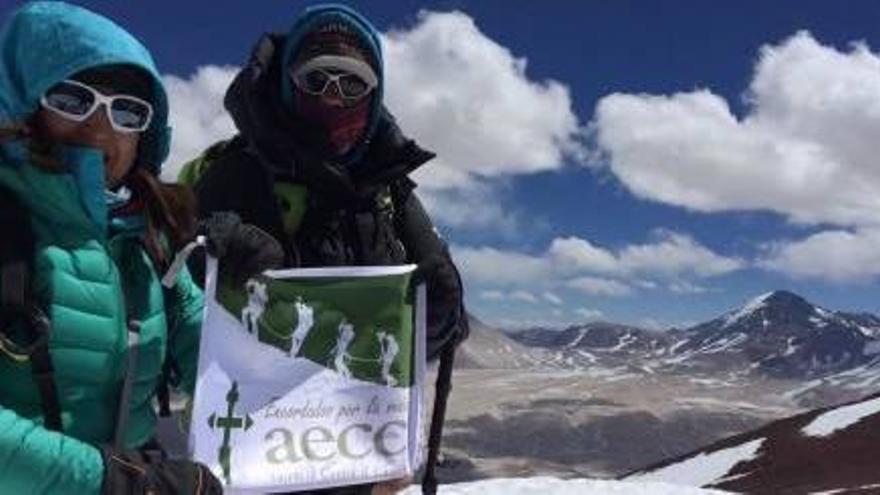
[{"left": 193, "top": 34, "right": 468, "bottom": 361}]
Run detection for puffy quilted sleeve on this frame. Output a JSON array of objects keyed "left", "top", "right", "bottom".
[
  {"left": 165, "top": 264, "right": 204, "bottom": 395},
  {"left": 0, "top": 406, "right": 104, "bottom": 494}
]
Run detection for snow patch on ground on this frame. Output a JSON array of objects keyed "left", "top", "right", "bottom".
[
  {"left": 814, "top": 307, "right": 832, "bottom": 318},
  {"left": 673, "top": 397, "right": 789, "bottom": 414},
  {"left": 400, "top": 477, "right": 727, "bottom": 494},
  {"left": 566, "top": 328, "right": 590, "bottom": 349},
  {"left": 808, "top": 316, "right": 828, "bottom": 328},
  {"left": 801, "top": 396, "right": 880, "bottom": 438},
  {"left": 812, "top": 483, "right": 880, "bottom": 494},
  {"left": 575, "top": 349, "right": 598, "bottom": 364},
  {"left": 688, "top": 377, "right": 731, "bottom": 387},
  {"left": 864, "top": 340, "right": 880, "bottom": 356},
  {"left": 627, "top": 438, "right": 764, "bottom": 487},
  {"left": 606, "top": 332, "right": 637, "bottom": 352},
  {"left": 696, "top": 333, "right": 747, "bottom": 354},
  {"left": 782, "top": 379, "right": 824, "bottom": 400},
  {"left": 854, "top": 325, "right": 880, "bottom": 338},
  {"left": 669, "top": 338, "right": 690, "bottom": 354},
  {"left": 723, "top": 292, "right": 772, "bottom": 328}
]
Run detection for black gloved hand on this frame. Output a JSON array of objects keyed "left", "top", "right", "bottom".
[
  {"left": 101, "top": 447, "right": 223, "bottom": 494},
  {"left": 198, "top": 211, "right": 285, "bottom": 286},
  {"left": 413, "top": 255, "right": 462, "bottom": 311},
  {"left": 412, "top": 255, "right": 469, "bottom": 359}
]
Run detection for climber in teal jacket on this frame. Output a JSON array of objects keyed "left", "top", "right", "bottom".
[{"left": 0, "top": 3, "right": 222, "bottom": 494}]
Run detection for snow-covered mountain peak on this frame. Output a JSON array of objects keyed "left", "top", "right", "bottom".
[
  {"left": 722, "top": 291, "right": 774, "bottom": 328},
  {"left": 660, "top": 290, "right": 880, "bottom": 380},
  {"left": 721, "top": 290, "right": 818, "bottom": 330},
  {"left": 501, "top": 290, "right": 880, "bottom": 383}
]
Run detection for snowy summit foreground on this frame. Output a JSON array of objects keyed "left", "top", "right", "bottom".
[
  {"left": 400, "top": 477, "right": 726, "bottom": 494},
  {"left": 628, "top": 391, "right": 880, "bottom": 493}
]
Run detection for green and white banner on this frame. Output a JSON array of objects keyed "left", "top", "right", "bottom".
[{"left": 189, "top": 257, "right": 426, "bottom": 493}]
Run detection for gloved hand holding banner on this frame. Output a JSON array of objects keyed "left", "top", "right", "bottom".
[{"left": 188, "top": 257, "right": 426, "bottom": 492}]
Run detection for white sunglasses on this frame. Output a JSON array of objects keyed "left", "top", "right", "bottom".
[
  {"left": 40, "top": 79, "right": 154, "bottom": 133},
  {"left": 290, "top": 55, "right": 378, "bottom": 103}
]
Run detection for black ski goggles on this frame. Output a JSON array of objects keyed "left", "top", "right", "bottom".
[
  {"left": 40, "top": 79, "right": 154, "bottom": 133},
  {"left": 290, "top": 55, "right": 378, "bottom": 103}
]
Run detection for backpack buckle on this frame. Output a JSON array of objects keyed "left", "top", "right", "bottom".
[{"left": 0, "top": 304, "right": 50, "bottom": 362}]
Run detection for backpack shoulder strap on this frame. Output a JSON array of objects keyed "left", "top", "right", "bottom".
[
  {"left": 0, "top": 185, "right": 62, "bottom": 431},
  {"left": 0, "top": 186, "right": 32, "bottom": 311},
  {"left": 178, "top": 136, "right": 247, "bottom": 187},
  {"left": 155, "top": 284, "right": 180, "bottom": 417}
]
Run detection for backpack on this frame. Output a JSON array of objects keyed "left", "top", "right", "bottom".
[
  {"left": 179, "top": 140, "right": 460, "bottom": 494},
  {"left": 178, "top": 138, "right": 241, "bottom": 189},
  {"left": 0, "top": 185, "right": 62, "bottom": 431}
]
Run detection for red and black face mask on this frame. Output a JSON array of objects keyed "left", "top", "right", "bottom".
[
  {"left": 293, "top": 87, "right": 372, "bottom": 157},
  {"left": 287, "top": 27, "right": 379, "bottom": 158}
]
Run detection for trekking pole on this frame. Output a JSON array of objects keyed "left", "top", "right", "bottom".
[{"left": 422, "top": 344, "right": 456, "bottom": 495}]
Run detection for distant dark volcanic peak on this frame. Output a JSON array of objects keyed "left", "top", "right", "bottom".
[
  {"left": 718, "top": 290, "right": 817, "bottom": 328},
  {"left": 686, "top": 290, "right": 846, "bottom": 341},
  {"left": 509, "top": 321, "right": 660, "bottom": 350},
  {"left": 671, "top": 289, "right": 880, "bottom": 380},
  {"left": 494, "top": 290, "right": 880, "bottom": 382},
  {"left": 762, "top": 289, "right": 817, "bottom": 312},
  {"left": 764, "top": 289, "right": 806, "bottom": 302}
]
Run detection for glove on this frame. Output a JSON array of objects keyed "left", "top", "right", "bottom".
[
  {"left": 412, "top": 255, "right": 469, "bottom": 359},
  {"left": 101, "top": 447, "right": 223, "bottom": 494},
  {"left": 198, "top": 211, "right": 285, "bottom": 286}
]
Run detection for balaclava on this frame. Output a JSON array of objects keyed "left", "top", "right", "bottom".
[
  {"left": 281, "top": 5, "right": 384, "bottom": 162},
  {"left": 292, "top": 30, "right": 374, "bottom": 157}
]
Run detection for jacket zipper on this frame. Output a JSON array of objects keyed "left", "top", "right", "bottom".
[{"left": 107, "top": 234, "right": 142, "bottom": 449}]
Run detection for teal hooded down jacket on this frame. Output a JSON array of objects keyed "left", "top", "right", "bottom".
[{"left": 0, "top": 3, "right": 202, "bottom": 493}]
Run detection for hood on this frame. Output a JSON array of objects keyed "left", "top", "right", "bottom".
[
  {"left": 280, "top": 4, "right": 384, "bottom": 162},
  {"left": 224, "top": 33, "right": 435, "bottom": 203},
  {"left": 0, "top": 1, "right": 171, "bottom": 175}
]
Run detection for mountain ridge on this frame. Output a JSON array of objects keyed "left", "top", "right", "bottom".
[{"left": 499, "top": 289, "right": 880, "bottom": 382}]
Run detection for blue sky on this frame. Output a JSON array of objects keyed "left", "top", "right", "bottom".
[{"left": 6, "top": 1, "right": 880, "bottom": 329}]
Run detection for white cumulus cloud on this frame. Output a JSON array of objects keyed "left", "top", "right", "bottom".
[
  {"left": 618, "top": 230, "right": 745, "bottom": 277},
  {"left": 452, "top": 245, "right": 549, "bottom": 286},
  {"left": 759, "top": 228, "right": 880, "bottom": 283},
  {"left": 552, "top": 230, "right": 745, "bottom": 279},
  {"left": 453, "top": 230, "right": 742, "bottom": 295},
  {"left": 548, "top": 236, "right": 620, "bottom": 274},
  {"left": 633, "top": 279, "right": 659, "bottom": 290},
  {"left": 382, "top": 11, "right": 586, "bottom": 190},
  {"left": 478, "top": 289, "right": 545, "bottom": 304},
  {"left": 594, "top": 31, "right": 880, "bottom": 228},
  {"left": 574, "top": 308, "right": 604, "bottom": 320},
  {"left": 667, "top": 280, "right": 711, "bottom": 294},
  {"left": 161, "top": 66, "right": 237, "bottom": 181},
  {"left": 510, "top": 290, "right": 539, "bottom": 303},
  {"left": 565, "top": 276, "right": 633, "bottom": 297},
  {"left": 479, "top": 290, "right": 506, "bottom": 301},
  {"left": 542, "top": 292, "right": 563, "bottom": 305},
  {"left": 415, "top": 184, "right": 523, "bottom": 236}
]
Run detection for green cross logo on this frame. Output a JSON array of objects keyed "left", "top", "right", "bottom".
[{"left": 207, "top": 381, "right": 254, "bottom": 485}]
